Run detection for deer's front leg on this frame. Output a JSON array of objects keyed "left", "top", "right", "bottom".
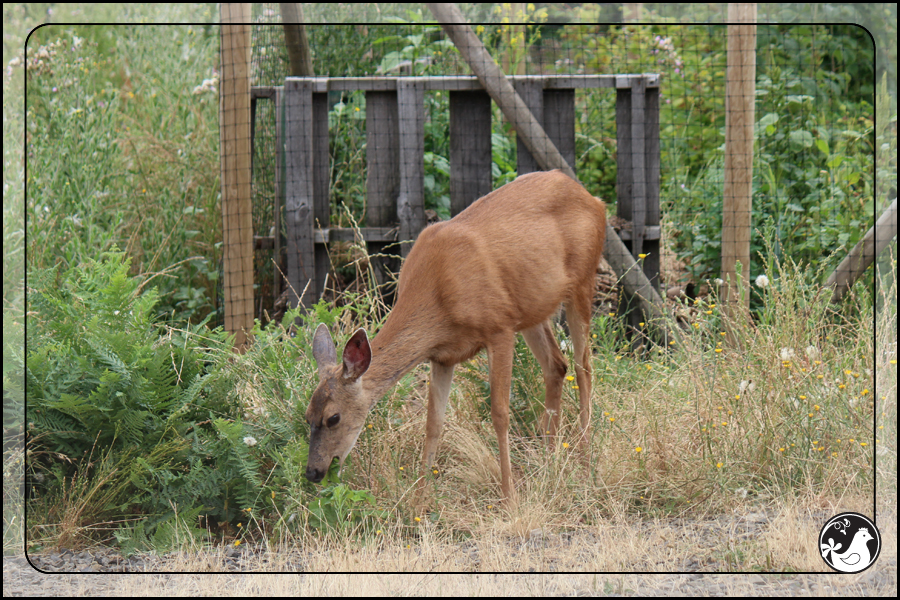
[
  {"left": 422, "top": 361, "right": 455, "bottom": 472},
  {"left": 487, "top": 332, "right": 517, "bottom": 506}
]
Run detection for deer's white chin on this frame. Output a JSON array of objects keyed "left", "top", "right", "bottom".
[{"left": 337, "top": 426, "right": 365, "bottom": 473}]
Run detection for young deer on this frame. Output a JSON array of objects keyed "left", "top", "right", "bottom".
[{"left": 304, "top": 170, "right": 606, "bottom": 504}]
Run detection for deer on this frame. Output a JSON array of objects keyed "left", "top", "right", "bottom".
[{"left": 304, "top": 169, "right": 607, "bottom": 505}]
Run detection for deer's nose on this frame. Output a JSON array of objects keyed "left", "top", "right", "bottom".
[{"left": 305, "top": 466, "right": 325, "bottom": 483}]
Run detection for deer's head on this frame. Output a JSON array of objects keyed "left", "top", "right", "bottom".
[{"left": 304, "top": 324, "right": 373, "bottom": 483}]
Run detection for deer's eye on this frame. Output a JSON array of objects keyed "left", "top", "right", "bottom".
[{"left": 326, "top": 414, "right": 340, "bottom": 428}]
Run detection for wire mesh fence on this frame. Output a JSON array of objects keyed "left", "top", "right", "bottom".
[{"left": 216, "top": 5, "right": 887, "bottom": 340}]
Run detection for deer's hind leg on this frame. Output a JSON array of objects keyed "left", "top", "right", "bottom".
[
  {"left": 565, "top": 286, "right": 594, "bottom": 437},
  {"left": 522, "top": 320, "right": 568, "bottom": 439}
]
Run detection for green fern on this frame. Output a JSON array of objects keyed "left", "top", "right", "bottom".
[{"left": 23, "top": 248, "right": 331, "bottom": 546}]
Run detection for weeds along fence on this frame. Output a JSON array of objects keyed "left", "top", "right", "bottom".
[{"left": 219, "top": 6, "right": 889, "bottom": 343}]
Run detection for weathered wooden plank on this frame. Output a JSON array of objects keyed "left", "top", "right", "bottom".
[
  {"left": 396, "top": 80, "right": 428, "bottom": 256},
  {"left": 365, "top": 90, "right": 401, "bottom": 291},
  {"left": 542, "top": 89, "right": 576, "bottom": 176},
  {"left": 366, "top": 91, "right": 400, "bottom": 228},
  {"left": 261, "top": 226, "right": 662, "bottom": 245},
  {"left": 330, "top": 78, "right": 398, "bottom": 92},
  {"left": 265, "top": 75, "right": 659, "bottom": 97},
  {"left": 643, "top": 85, "right": 661, "bottom": 290},
  {"left": 630, "top": 77, "right": 647, "bottom": 259},
  {"left": 615, "top": 85, "right": 640, "bottom": 341},
  {"left": 283, "top": 78, "right": 317, "bottom": 310},
  {"left": 616, "top": 87, "right": 633, "bottom": 222},
  {"left": 542, "top": 75, "right": 619, "bottom": 89},
  {"left": 315, "top": 227, "right": 398, "bottom": 244},
  {"left": 273, "top": 86, "right": 283, "bottom": 298},
  {"left": 256, "top": 227, "right": 399, "bottom": 248},
  {"left": 250, "top": 93, "right": 258, "bottom": 178},
  {"left": 251, "top": 85, "right": 278, "bottom": 98},
  {"left": 313, "top": 91, "right": 330, "bottom": 301},
  {"left": 613, "top": 226, "right": 661, "bottom": 242},
  {"left": 514, "top": 78, "right": 544, "bottom": 175},
  {"left": 449, "top": 90, "right": 492, "bottom": 216}
]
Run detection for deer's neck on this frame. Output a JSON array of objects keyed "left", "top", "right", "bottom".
[{"left": 362, "top": 305, "right": 434, "bottom": 402}]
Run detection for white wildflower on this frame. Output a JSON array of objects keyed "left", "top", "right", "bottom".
[
  {"left": 780, "top": 348, "right": 795, "bottom": 362},
  {"left": 243, "top": 436, "right": 258, "bottom": 447},
  {"left": 192, "top": 74, "right": 219, "bottom": 95},
  {"left": 755, "top": 274, "right": 769, "bottom": 288},
  {"left": 805, "top": 345, "right": 819, "bottom": 361},
  {"left": 739, "top": 380, "right": 756, "bottom": 393}
]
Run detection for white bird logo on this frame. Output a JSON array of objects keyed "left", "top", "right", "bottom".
[{"left": 821, "top": 527, "right": 874, "bottom": 572}]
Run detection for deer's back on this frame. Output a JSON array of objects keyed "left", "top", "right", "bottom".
[{"left": 394, "top": 170, "right": 605, "bottom": 357}]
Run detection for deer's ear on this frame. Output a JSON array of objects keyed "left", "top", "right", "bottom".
[
  {"left": 342, "top": 328, "right": 371, "bottom": 381},
  {"left": 312, "top": 324, "right": 338, "bottom": 377}
]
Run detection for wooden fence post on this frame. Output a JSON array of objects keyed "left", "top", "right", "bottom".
[
  {"left": 397, "top": 79, "right": 427, "bottom": 256},
  {"left": 220, "top": 3, "right": 254, "bottom": 349},
  {"left": 722, "top": 3, "right": 757, "bottom": 328},
  {"left": 283, "top": 78, "right": 317, "bottom": 310}
]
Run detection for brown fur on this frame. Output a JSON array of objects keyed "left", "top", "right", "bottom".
[{"left": 305, "top": 170, "right": 607, "bottom": 505}]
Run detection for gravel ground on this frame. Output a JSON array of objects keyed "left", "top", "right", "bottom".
[
  {"left": 4, "top": 550, "right": 896, "bottom": 597},
  {"left": 4, "top": 512, "right": 896, "bottom": 597}
]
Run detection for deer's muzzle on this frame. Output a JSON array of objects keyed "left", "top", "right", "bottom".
[{"left": 304, "top": 465, "right": 327, "bottom": 483}]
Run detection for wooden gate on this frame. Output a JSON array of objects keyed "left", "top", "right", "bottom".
[{"left": 250, "top": 74, "right": 660, "bottom": 312}]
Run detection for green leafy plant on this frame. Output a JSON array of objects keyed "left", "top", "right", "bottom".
[
  {"left": 307, "top": 482, "right": 389, "bottom": 535},
  {"left": 26, "top": 249, "right": 234, "bottom": 456},
  {"left": 113, "top": 505, "right": 210, "bottom": 557}
]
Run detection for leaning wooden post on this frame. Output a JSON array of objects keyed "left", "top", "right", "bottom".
[
  {"left": 280, "top": 3, "right": 314, "bottom": 76},
  {"left": 721, "top": 3, "right": 757, "bottom": 331},
  {"left": 425, "top": 2, "right": 680, "bottom": 344},
  {"left": 825, "top": 197, "right": 897, "bottom": 304},
  {"left": 220, "top": 3, "right": 254, "bottom": 350}
]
